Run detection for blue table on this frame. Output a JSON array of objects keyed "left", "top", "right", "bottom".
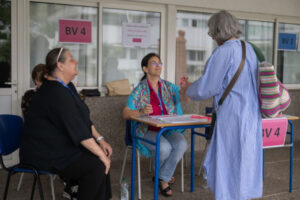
[{"left": 130, "top": 115, "right": 210, "bottom": 200}]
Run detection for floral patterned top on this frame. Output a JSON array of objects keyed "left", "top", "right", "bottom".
[{"left": 126, "top": 78, "right": 184, "bottom": 157}]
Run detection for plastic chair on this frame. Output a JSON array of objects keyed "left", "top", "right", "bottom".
[
  {"left": 120, "top": 120, "right": 185, "bottom": 199},
  {"left": 0, "top": 114, "right": 55, "bottom": 200}
]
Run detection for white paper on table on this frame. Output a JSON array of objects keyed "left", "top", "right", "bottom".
[{"left": 149, "top": 114, "right": 207, "bottom": 124}]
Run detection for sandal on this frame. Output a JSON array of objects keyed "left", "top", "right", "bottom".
[
  {"left": 159, "top": 181, "right": 172, "bottom": 197},
  {"left": 168, "top": 177, "right": 176, "bottom": 185},
  {"left": 152, "top": 176, "right": 176, "bottom": 185}
]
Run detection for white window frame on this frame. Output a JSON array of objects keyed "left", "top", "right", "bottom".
[
  {"left": 173, "top": 5, "right": 300, "bottom": 89},
  {"left": 99, "top": 1, "right": 166, "bottom": 89},
  {"left": 24, "top": 0, "right": 99, "bottom": 92}
]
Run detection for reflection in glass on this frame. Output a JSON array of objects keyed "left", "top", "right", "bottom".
[
  {"left": 176, "top": 11, "right": 214, "bottom": 83},
  {"left": 277, "top": 23, "right": 300, "bottom": 84},
  {"left": 30, "top": 2, "right": 98, "bottom": 87},
  {"left": 0, "top": 0, "right": 11, "bottom": 88},
  {"left": 242, "top": 20, "right": 274, "bottom": 63},
  {"left": 102, "top": 8, "right": 161, "bottom": 86}
]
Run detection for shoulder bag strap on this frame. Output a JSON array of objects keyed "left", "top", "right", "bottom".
[{"left": 217, "top": 40, "right": 246, "bottom": 108}]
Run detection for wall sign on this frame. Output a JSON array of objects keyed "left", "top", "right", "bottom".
[
  {"left": 122, "top": 22, "right": 151, "bottom": 48},
  {"left": 59, "top": 19, "right": 92, "bottom": 44},
  {"left": 278, "top": 32, "right": 297, "bottom": 51},
  {"left": 262, "top": 118, "right": 287, "bottom": 148}
]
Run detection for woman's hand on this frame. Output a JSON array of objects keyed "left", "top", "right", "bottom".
[
  {"left": 179, "top": 77, "right": 191, "bottom": 102},
  {"left": 98, "top": 154, "right": 111, "bottom": 174},
  {"left": 179, "top": 77, "right": 191, "bottom": 91},
  {"left": 140, "top": 102, "right": 153, "bottom": 115},
  {"left": 99, "top": 140, "right": 113, "bottom": 158},
  {"left": 80, "top": 138, "right": 111, "bottom": 174}
]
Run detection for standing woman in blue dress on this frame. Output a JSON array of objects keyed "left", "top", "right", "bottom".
[{"left": 180, "top": 10, "right": 262, "bottom": 200}]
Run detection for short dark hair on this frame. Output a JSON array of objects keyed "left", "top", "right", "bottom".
[
  {"left": 31, "top": 63, "right": 46, "bottom": 83},
  {"left": 140, "top": 52, "right": 161, "bottom": 81},
  {"left": 45, "top": 47, "right": 68, "bottom": 76}
]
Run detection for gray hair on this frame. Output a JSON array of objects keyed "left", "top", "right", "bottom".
[{"left": 208, "top": 10, "right": 242, "bottom": 43}]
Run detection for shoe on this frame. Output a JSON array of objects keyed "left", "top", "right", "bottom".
[
  {"left": 159, "top": 181, "right": 172, "bottom": 197},
  {"left": 62, "top": 184, "right": 78, "bottom": 200},
  {"left": 152, "top": 176, "right": 176, "bottom": 185},
  {"left": 201, "top": 173, "right": 208, "bottom": 189}
]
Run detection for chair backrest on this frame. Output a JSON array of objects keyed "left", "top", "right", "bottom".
[
  {"left": 205, "top": 107, "right": 213, "bottom": 135},
  {"left": 125, "top": 120, "right": 132, "bottom": 146},
  {"left": 0, "top": 114, "right": 23, "bottom": 156}
]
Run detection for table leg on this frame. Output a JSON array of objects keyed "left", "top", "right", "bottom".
[
  {"left": 289, "top": 120, "right": 293, "bottom": 193},
  {"left": 191, "top": 129, "right": 195, "bottom": 192},
  {"left": 154, "top": 130, "right": 163, "bottom": 200},
  {"left": 131, "top": 125, "right": 137, "bottom": 200}
]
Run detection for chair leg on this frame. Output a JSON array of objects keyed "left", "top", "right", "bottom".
[
  {"left": 181, "top": 156, "right": 184, "bottom": 192},
  {"left": 36, "top": 174, "right": 44, "bottom": 200},
  {"left": 184, "top": 152, "right": 188, "bottom": 169},
  {"left": 50, "top": 175, "right": 56, "bottom": 200},
  {"left": 149, "top": 156, "right": 152, "bottom": 172},
  {"left": 30, "top": 174, "right": 37, "bottom": 200},
  {"left": 137, "top": 151, "right": 142, "bottom": 200},
  {"left": 120, "top": 146, "right": 129, "bottom": 184},
  {"left": 17, "top": 172, "right": 24, "bottom": 191},
  {"left": 3, "top": 170, "right": 12, "bottom": 200},
  {"left": 198, "top": 140, "right": 209, "bottom": 176}
]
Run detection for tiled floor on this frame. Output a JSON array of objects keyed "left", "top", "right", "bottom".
[{"left": 1, "top": 140, "right": 300, "bottom": 200}]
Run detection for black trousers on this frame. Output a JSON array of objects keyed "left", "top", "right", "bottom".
[{"left": 58, "top": 152, "right": 112, "bottom": 200}]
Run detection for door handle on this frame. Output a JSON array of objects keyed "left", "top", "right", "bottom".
[{"left": 4, "top": 82, "right": 18, "bottom": 86}]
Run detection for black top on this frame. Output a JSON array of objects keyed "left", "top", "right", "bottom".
[
  {"left": 20, "top": 80, "right": 93, "bottom": 172},
  {"left": 21, "top": 89, "right": 36, "bottom": 118}
]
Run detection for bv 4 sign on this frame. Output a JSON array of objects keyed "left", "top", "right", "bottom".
[
  {"left": 59, "top": 19, "right": 92, "bottom": 44},
  {"left": 262, "top": 118, "right": 287, "bottom": 148}
]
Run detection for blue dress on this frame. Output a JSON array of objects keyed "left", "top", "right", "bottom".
[{"left": 186, "top": 39, "right": 262, "bottom": 200}]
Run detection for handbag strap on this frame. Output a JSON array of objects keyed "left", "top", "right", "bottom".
[{"left": 217, "top": 40, "right": 246, "bottom": 109}]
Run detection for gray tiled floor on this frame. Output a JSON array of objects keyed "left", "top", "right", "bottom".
[{"left": 1, "top": 140, "right": 300, "bottom": 200}]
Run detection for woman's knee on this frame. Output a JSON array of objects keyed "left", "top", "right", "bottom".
[
  {"left": 159, "top": 142, "right": 172, "bottom": 160},
  {"left": 179, "top": 138, "right": 188, "bottom": 152}
]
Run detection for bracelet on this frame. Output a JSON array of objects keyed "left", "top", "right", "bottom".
[{"left": 96, "top": 136, "right": 104, "bottom": 143}]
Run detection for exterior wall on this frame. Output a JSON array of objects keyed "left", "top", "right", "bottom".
[{"left": 85, "top": 91, "right": 300, "bottom": 161}]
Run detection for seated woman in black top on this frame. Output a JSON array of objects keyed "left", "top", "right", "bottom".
[
  {"left": 21, "top": 63, "right": 46, "bottom": 118},
  {"left": 20, "top": 48, "right": 112, "bottom": 200}
]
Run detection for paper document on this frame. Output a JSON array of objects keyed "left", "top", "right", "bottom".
[{"left": 149, "top": 114, "right": 209, "bottom": 124}]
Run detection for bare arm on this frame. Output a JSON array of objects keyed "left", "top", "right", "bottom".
[
  {"left": 123, "top": 104, "right": 153, "bottom": 120},
  {"left": 80, "top": 138, "right": 110, "bottom": 174},
  {"left": 123, "top": 106, "right": 140, "bottom": 119},
  {"left": 91, "top": 125, "right": 112, "bottom": 158}
]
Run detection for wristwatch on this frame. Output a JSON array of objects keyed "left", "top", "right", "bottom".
[{"left": 96, "top": 136, "right": 104, "bottom": 143}]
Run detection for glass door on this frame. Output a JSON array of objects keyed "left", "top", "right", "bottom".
[
  {"left": 0, "top": 0, "right": 19, "bottom": 167},
  {"left": 0, "top": 0, "right": 17, "bottom": 115}
]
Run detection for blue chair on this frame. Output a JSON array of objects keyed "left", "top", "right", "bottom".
[
  {"left": 120, "top": 120, "right": 185, "bottom": 199},
  {"left": 0, "top": 114, "right": 54, "bottom": 200},
  {"left": 119, "top": 120, "right": 143, "bottom": 199}
]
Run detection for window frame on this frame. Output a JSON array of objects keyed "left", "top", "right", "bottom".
[
  {"left": 25, "top": 0, "right": 166, "bottom": 91},
  {"left": 173, "top": 5, "right": 300, "bottom": 89},
  {"left": 18, "top": 1, "right": 300, "bottom": 93},
  {"left": 99, "top": 1, "right": 166, "bottom": 90}
]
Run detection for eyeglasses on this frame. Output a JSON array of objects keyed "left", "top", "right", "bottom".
[
  {"left": 151, "top": 61, "right": 163, "bottom": 67},
  {"left": 56, "top": 47, "right": 64, "bottom": 63}
]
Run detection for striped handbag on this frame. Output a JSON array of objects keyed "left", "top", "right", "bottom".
[{"left": 258, "top": 62, "right": 291, "bottom": 118}]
